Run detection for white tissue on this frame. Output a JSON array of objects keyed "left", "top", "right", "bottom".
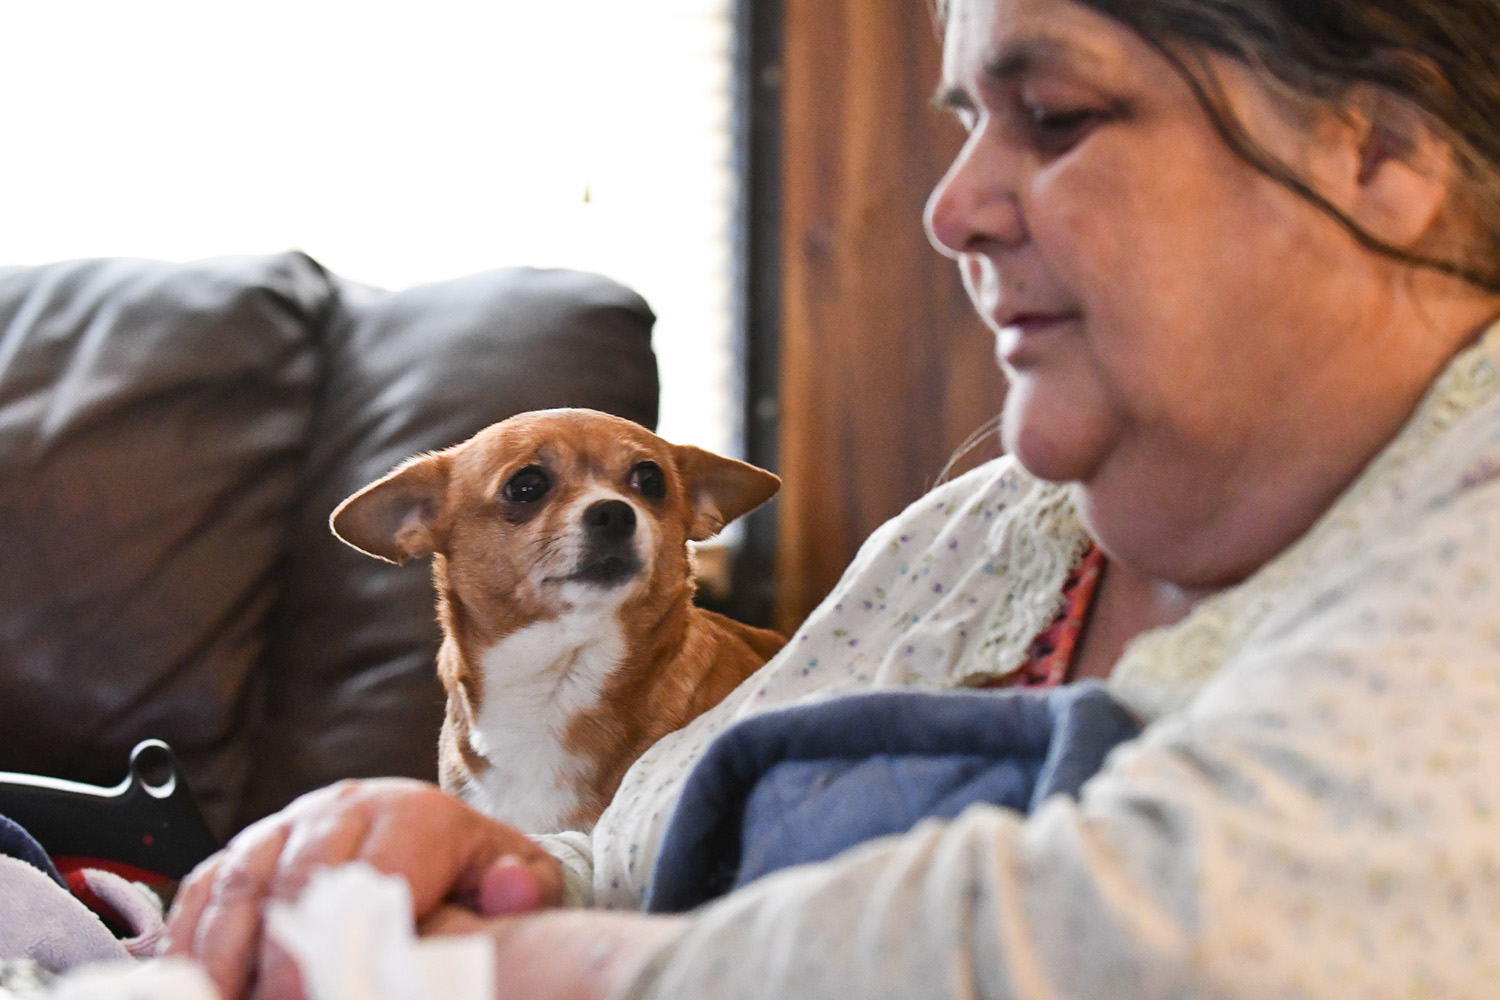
[
  {"left": 266, "top": 863, "right": 495, "bottom": 1000},
  {"left": 48, "top": 958, "right": 218, "bottom": 1000}
]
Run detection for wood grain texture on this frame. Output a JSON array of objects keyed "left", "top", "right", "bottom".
[{"left": 775, "top": 0, "right": 1007, "bottom": 631}]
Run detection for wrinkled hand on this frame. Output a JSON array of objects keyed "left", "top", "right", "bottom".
[{"left": 160, "top": 778, "right": 564, "bottom": 1000}]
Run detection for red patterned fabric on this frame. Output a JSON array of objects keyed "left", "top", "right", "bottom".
[{"left": 992, "top": 545, "right": 1105, "bottom": 689}]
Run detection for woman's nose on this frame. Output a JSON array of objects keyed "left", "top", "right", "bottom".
[{"left": 924, "top": 130, "right": 1025, "bottom": 257}]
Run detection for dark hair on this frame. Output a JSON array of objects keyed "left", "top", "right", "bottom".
[{"left": 938, "top": 0, "right": 1500, "bottom": 290}]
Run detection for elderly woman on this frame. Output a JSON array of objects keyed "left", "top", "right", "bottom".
[{"left": 164, "top": 0, "right": 1500, "bottom": 996}]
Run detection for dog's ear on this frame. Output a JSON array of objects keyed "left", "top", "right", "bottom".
[
  {"left": 330, "top": 452, "right": 453, "bottom": 564},
  {"left": 674, "top": 445, "right": 780, "bottom": 542}
]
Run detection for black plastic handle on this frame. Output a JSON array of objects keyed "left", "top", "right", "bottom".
[{"left": 0, "top": 739, "right": 219, "bottom": 879}]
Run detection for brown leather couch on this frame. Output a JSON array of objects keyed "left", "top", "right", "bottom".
[{"left": 0, "top": 252, "right": 659, "bottom": 842}]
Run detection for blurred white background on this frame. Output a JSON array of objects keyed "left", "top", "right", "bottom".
[{"left": 0, "top": 0, "right": 737, "bottom": 456}]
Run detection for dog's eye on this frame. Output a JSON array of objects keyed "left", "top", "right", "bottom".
[
  {"left": 502, "top": 465, "right": 551, "bottom": 503},
  {"left": 629, "top": 461, "right": 666, "bottom": 500}
]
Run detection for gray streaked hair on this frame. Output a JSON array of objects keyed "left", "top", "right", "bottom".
[{"left": 936, "top": 0, "right": 1500, "bottom": 290}]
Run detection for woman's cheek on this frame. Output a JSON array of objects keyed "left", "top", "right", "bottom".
[{"left": 1034, "top": 150, "right": 1144, "bottom": 300}]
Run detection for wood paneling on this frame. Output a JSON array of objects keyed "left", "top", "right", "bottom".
[{"left": 775, "top": 0, "right": 1007, "bottom": 631}]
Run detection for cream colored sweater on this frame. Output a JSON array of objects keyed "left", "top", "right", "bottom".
[{"left": 544, "top": 321, "right": 1500, "bottom": 999}]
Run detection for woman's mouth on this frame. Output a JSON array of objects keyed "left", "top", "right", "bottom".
[{"left": 996, "top": 313, "right": 1079, "bottom": 365}]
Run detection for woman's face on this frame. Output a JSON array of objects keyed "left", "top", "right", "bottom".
[{"left": 926, "top": 0, "right": 1455, "bottom": 586}]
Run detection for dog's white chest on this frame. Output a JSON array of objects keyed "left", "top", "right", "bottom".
[{"left": 458, "top": 605, "right": 625, "bottom": 832}]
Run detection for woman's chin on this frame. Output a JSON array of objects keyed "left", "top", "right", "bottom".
[
  {"left": 1004, "top": 430, "right": 1103, "bottom": 483},
  {"left": 1001, "top": 392, "right": 1114, "bottom": 485}
]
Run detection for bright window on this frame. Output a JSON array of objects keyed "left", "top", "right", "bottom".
[{"left": 0, "top": 0, "right": 738, "bottom": 456}]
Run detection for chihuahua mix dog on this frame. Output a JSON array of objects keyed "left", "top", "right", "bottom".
[{"left": 331, "top": 408, "right": 785, "bottom": 832}]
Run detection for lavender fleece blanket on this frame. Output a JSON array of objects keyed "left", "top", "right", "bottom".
[{"left": 0, "top": 814, "right": 163, "bottom": 973}]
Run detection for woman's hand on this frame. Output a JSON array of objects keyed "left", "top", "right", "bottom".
[
  {"left": 160, "top": 778, "right": 565, "bottom": 1000},
  {"left": 422, "top": 906, "right": 687, "bottom": 1000}
]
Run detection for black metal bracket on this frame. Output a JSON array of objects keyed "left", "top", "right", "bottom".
[{"left": 0, "top": 739, "right": 219, "bottom": 880}]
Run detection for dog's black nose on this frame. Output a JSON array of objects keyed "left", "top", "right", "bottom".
[{"left": 583, "top": 499, "right": 636, "bottom": 542}]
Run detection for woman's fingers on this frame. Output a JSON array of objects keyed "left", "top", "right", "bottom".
[
  {"left": 476, "top": 854, "right": 557, "bottom": 915},
  {"left": 161, "top": 781, "right": 372, "bottom": 998},
  {"left": 418, "top": 904, "right": 489, "bottom": 937},
  {"left": 264, "top": 780, "right": 377, "bottom": 902},
  {"left": 161, "top": 817, "right": 293, "bottom": 1000},
  {"left": 352, "top": 781, "right": 562, "bottom": 915},
  {"left": 250, "top": 938, "right": 308, "bottom": 1000},
  {"left": 160, "top": 778, "right": 567, "bottom": 999}
]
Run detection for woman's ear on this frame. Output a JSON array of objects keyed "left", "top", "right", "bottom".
[{"left": 1343, "top": 88, "right": 1454, "bottom": 251}]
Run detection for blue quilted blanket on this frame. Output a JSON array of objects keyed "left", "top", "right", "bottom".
[
  {"left": 0, "top": 814, "right": 64, "bottom": 887},
  {"left": 646, "top": 681, "right": 1141, "bottom": 912}
]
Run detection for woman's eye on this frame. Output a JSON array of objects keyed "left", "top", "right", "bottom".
[
  {"left": 502, "top": 465, "right": 551, "bottom": 503},
  {"left": 629, "top": 461, "right": 666, "bottom": 500},
  {"left": 1026, "top": 107, "right": 1100, "bottom": 157}
]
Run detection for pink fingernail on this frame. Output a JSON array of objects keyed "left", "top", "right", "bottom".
[{"left": 478, "top": 855, "right": 543, "bottom": 915}]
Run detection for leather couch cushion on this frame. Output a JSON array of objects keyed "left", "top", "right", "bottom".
[
  {"left": 237, "top": 267, "right": 659, "bottom": 827},
  {"left": 0, "top": 254, "right": 332, "bottom": 838}
]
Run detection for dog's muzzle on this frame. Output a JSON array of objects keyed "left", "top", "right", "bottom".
[{"left": 573, "top": 499, "right": 643, "bottom": 585}]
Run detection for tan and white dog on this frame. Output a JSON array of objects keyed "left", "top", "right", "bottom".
[{"left": 331, "top": 408, "right": 784, "bottom": 832}]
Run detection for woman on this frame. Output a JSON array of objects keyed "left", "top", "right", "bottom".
[{"left": 163, "top": 0, "right": 1500, "bottom": 995}]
